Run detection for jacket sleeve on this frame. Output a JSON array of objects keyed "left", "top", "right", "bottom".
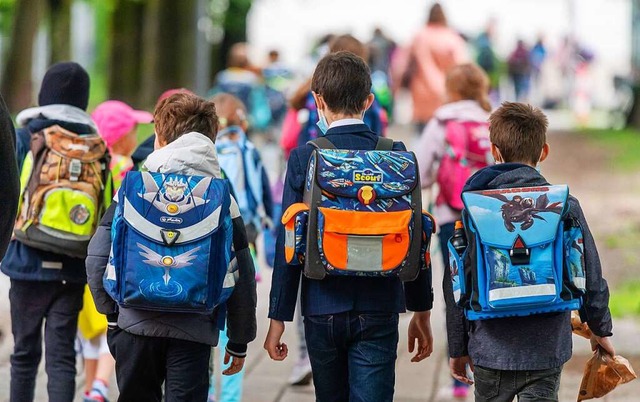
[
  {"left": 570, "top": 197, "right": 613, "bottom": 337},
  {"left": 404, "top": 267, "right": 433, "bottom": 311},
  {"left": 225, "top": 214, "right": 258, "bottom": 357},
  {"left": 268, "top": 149, "right": 304, "bottom": 321},
  {"left": 86, "top": 203, "right": 118, "bottom": 321},
  {"left": 259, "top": 157, "right": 274, "bottom": 219},
  {"left": 417, "top": 118, "right": 445, "bottom": 189},
  {"left": 0, "top": 93, "right": 19, "bottom": 259}
]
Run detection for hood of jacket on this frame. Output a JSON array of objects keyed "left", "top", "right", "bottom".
[
  {"left": 434, "top": 100, "right": 490, "bottom": 123},
  {"left": 464, "top": 163, "right": 549, "bottom": 192},
  {"left": 143, "top": 132, "right": 221, "bottom": 178},
  {"left": 16, "top": 104, "right": 97, "bottom": 131}
]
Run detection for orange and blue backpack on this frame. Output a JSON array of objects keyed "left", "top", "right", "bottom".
[{"left": 281, "top": 137, "right": 435, "bottom": 281}]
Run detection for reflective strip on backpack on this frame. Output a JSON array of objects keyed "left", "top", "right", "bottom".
[{"left": 122, "top": 198, "right": 222, "bottom": 244}]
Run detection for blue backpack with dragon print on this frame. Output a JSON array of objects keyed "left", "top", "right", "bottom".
[
  {"left": 282, "top": 136, "right": 435, "bottom": 281},
  {"left": 448, "top": 185, "right": 586, "bottom": 320},
  {"left": 104, "top": 171, "right": 236, "bottom": 314}
]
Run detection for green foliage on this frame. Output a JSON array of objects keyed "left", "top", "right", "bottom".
[
  {"left": 584, "top": 128, "right": 640, "bottom": 170},
  {"left": 0, "top": 0, "right": 16, "bottom": 35},
  {"left": 609, "top": 280, "right": 640, "bottom": 318}
]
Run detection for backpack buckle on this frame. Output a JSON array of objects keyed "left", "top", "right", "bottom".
[
  {"left": 69, "top": 159, "right": 82, "bottom": 181},
  {"left": 509, "top": 235, "right": 530, "bottom": 265}
]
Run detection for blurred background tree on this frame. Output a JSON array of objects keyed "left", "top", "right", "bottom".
[{"left": 0, "top": 0, "right": 251, "bottom": 111}]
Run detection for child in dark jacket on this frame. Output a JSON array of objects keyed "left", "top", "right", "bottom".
[
  {"left": 85, "top": 93, "right": 257, "bottom": 401},
  {"left": 2, "top": 62, "right": 96, "bottom": 402},
  {"left": 447, "top": 102, "right": 614, "bottom": 402},
  {"left": 265, "top": 51, "right": 434, "bottom": 402}
]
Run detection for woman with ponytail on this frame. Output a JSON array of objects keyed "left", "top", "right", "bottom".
[{"left": 416, "top": 63, "right": 493, "bottom": 399}]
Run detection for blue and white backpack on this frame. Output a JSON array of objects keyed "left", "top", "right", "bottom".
[
  {"left": 104, "top": 171, "right": 237, "bottom": 314},
  {"left": 215, "top": 126, "right": 266, "bottom": 230},
  {"left": 449, "top": 185, "right": 586, "bottom": 320}
]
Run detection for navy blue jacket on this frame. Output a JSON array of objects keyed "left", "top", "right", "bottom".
[
  {"left": 445, "top": 163, "right": 613, "bottom": 370},
  {"left": 1, "top": 119, "right": 96, "bottom": 284},
  {"left": 268, "top": 123, "right": 433, "bottom": 321}
]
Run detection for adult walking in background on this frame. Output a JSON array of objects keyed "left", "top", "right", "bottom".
[
  {"left": 405, "top": 3, "right": 468, "bottom": 132},
  {"left": 0, "top": 93, "right": 19, "bottom": 259}
]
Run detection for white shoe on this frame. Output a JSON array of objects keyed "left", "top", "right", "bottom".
[{"left": 288, "top": 356, "right": 313, "bottom": 386}]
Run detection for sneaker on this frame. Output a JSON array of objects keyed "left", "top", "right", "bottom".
[
  {"left": 84, "top": 389, "right": 108, "bottom": 402},
  {"left": 452, "top": 384, "right": 469, "bottom": 399},
  {"left": 288, "top": 356, "right": 313, "bottom": 386}
]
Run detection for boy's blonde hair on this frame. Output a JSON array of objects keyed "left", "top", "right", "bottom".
[
  {"left": 154, "top": 93, "right": 219, "bottom": 145},
  {"left": 489, "top": 102, "right": 548, "bottom": 165},
  {"left": 211, "top": 93, "right": 247, "bottom": 129},
  {"left": 446, "top": 63, "right": 491, "bottom": 112}
]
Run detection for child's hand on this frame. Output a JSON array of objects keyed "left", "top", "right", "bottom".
[
  {"left": 264, "top": 319, "right": 288, "bottom": 361},
  {"left": 407, "top": 311, "right": 433, "bottom": 362},
  {"left": 590, "top": 335, "right": 616, "bottom": 357},
  {"left": 450, "top": 356, "right": 474, "bottom": 385},
  {"left": 222, "top": 353, "right": 245, "bottom": 376}
]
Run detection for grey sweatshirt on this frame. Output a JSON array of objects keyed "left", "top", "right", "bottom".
[{"left": 445, "top": 163, "right": 613, "bottom": 370}]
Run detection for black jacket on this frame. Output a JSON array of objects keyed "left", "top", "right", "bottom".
[
  {"left": 445, "top": 163, "right": 613, "bottom": 370},
  {"left": 0, "top": 94, "right": 19, "bottom": 259}
]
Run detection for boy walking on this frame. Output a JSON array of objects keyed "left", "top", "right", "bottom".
[
  {"left": 2, "top": 62, "right": 103, "bottom": 402},
  {"left": 447, "top": 102, "right": 614, "bottom": 401},
  {"left": 264, "top": 51, "right": 434, "bottom": 402},
  {"left": 86, "top": 93, "right": 257, "bottom": 401}
]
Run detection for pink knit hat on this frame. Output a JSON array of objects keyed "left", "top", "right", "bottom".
[{"left": 92, "top": 100, "right": 153, "bottom": 148}]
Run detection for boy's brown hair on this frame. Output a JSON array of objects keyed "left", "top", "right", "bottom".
[
  {"left": 154, "top": 93, "right": 219, "bottom": 145},
  {"left": 489, "top": 102, "right": 548, "bottom": 165},
  {"left": 311, "top": 51, "right": 371, "bottom": 115},
  {"left": 211, "top": 93, "right": 247, "bottom": 129}
]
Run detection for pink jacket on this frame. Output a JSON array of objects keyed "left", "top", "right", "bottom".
[{"left": 408, "top": 25, "right": 468, "bottom": 123}]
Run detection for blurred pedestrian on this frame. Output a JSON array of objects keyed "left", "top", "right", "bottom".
[
  {"left": 3, "top": 62, "right": 108, "bottom": 402},
  {"left": 507, "top": 40, "right": 532, "bottom": 102},
  {"left": 417, "top": 63, "right": 493, "bottom": 398},
  {"left": 405, "top": 3, "right": 468, "bottom": 132},
  {"left": 210, "top": 43, "right": 272, "bottom": 132}
]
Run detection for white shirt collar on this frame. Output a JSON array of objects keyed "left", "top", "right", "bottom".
[{"left": 329, "top": 118, "right": 365, "bottom": 129}]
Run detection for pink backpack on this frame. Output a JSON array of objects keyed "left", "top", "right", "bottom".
[{"left": 436, "top": 120, "right": 492, "bottom": 210}]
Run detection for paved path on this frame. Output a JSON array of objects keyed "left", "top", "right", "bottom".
[{"left": 0, "top": 124, "right": 638, "bottom": 401}]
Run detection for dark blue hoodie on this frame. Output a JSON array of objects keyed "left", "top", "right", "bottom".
[{"left": 444, "top": 163, "right": 613, "bottom": 370}]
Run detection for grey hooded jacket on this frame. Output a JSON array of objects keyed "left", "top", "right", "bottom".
[{"left": 86, "top": 133, "right": 257, "bottom": 353}]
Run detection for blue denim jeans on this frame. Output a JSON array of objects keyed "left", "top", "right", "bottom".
[
  {"left": 473, "top": 365, "right": 562, "bottom": 402},
  {"left": 304, "top": 311, "right": 399, "bottom": 402}
]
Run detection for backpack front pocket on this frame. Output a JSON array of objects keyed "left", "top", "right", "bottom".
[
  {"left": 281, "top": 203, "right": 309, "bottom": 265},
  {"left": 318, "top": 207, "right": 412, "bottom": 274}
]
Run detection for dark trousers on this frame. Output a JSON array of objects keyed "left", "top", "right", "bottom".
[
  {"left": 107, "top": 328, "right": 211, "bottom": 402},
  {"left": 304, "top": 311, "right": 399, "bottom": 402},
  {"left": 473, "top": 365, "right": 562, "bottom": 402},
  {"left": 9, "top": 279, "right": 84, "bottom": 402}
]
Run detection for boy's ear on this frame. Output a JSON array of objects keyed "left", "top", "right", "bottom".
[
  {"left": 538, "top": 143, "right": 550, "bottom": 163},
  {"left": 491, "top": 143, "right": 503, "bottom": 163},
  {"left": 312, "top": 91, "right": 325, "bottom": 112},
  {"left": 363, "top": 93, "right": 375, "bottom": 113}
]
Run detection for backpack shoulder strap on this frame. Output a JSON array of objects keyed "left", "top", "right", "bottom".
[
  {"left": 375, "top": 137, "right": 394, "bottom": 151},
  {"left": 307, "top": 137, "right": 336, "bottom": 149}
]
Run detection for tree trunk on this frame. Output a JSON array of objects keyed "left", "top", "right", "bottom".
[
  {"left": 140, "top": 0, "right": 196, "bottom": 107},
  {"left": 210, "top": 0, "right": 252, "bottom": 82},
  {"left": 107, "top": 0, "right": 145, "bottom": 106},
  {"left": 48, "top": 0, "right": 72, "bottom": 63},
  {"left": 0, "top": 0, "right": 45, "bottom": 112}
]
